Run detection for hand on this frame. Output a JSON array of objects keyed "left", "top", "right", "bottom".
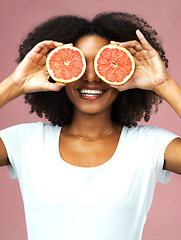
[
  {"left": 110, "top": 30, "right": 170, "bottom": 92},
  {"left": 9, "top": 40, "right": 65, "bottom": 94}
]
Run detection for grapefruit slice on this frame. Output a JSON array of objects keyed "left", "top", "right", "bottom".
[
  {"left": 46, "top": 45, "right": 86, "bottom": 83},
  {"left": 94, "top": 44, "right": 135, "bottom": 85}
]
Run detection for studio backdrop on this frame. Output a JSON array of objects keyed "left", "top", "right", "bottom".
[{"left": 0, "top": 0, "right": 181, "bottom": 239}]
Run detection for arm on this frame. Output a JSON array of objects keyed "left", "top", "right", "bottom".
[
  {"left": 0, "top": 40, "right": 65, "bottom": 166},
  {"left": 0, "top": 40, "right": 65, "bottom": 109},
  {"left": 111, "top": 30, "right": 181, "bottom": 174},
  {"left": 154, "top": 76, "right": 181, "bottom": 118},
  {"left": 152, "top": 58, "right": 181, "bottom": 175},
  {"left": 0, "top": 138, "right": 9, "bottom": 166}
]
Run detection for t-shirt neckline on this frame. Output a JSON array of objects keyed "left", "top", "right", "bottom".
[{"left": 56, "top": 126, "right": 126, "bottom": 171}]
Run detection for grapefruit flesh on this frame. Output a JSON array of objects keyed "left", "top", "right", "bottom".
[
  {"left": 46, "top": 45, "right": 86, "bottom": 83},
  {"left": 94, "top": 45, "right": 135, "bottom": 85}
]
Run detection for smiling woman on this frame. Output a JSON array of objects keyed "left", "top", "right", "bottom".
[
  {"left": 0, "top": 12, "right": 181, "bottom": 240},
  {"left": 20, "top": 13, "right": 166, "bottom": 127}
]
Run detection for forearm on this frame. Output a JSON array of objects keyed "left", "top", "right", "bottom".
[
  {"left": 0, "top": 77, "right": 23, "bottom": 109},
  {"left": 154, "top": 77, "right": 181, "bottom": 118}
]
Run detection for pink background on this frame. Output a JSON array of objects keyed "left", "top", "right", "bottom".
[{"left": 0, "top": 0, "right": 181, "bottom": 239}]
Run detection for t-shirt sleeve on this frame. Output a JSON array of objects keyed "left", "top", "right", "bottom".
[
  {"left": 144, "top": 126, "right": 179, "bottom": 184},
  {"left": 0, "top": 122, "right": 44, "bottom": 179}
]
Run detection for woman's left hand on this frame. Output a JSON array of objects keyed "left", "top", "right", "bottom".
[{"left": 110, "top": 30, "right": 170, "bottom": 92}]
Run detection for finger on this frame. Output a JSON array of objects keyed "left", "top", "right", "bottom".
[
  {"left": 26, "top": 41, "right": 63, "bottom": 64},
  {"left": 110, "top": 83, "right": 132, "bottom": 92},
  {"left": 118, "top": 41, "right": 143, "bottom": 52},
  {"left": 32, "top": 41, "right": 63, "bottom": 55},
  {"left": 110, "top": 78, "right": 136, "bottom": 92},
  {"left": 53, "top": 41, "right": 64, "bottom": 48},
  {"left": 110, "top": 41, "right": 120, "bottom": 45},
  {"left": 125, "top": 47, "right": 138, "bottom": 56},
  {"left": 42, "top": 81, "right": 65, "bottom": 92},
  {"left": 136, "top": 29, "right": 153, "bottom": 51},
  {"left": 110, "top": 40, "right": 143, "bottom": 57},
  {"left": 43, "top": 43, "right": 73, "bottom": 57},
  {"left": 51, "top": 82, "right": 65, "bottom": 91},
  {"left": 64, "top": 43, "right": 74, "bottom": 46}
]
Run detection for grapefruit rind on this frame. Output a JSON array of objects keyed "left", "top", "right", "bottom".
[
  {"left": 46, "top": 45, "right": 86, "bottom": 83},
  {"left": 94, "top": 44, "right": 135, "bottom": 85}
]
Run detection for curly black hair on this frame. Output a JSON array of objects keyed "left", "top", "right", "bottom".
[{"left": 17, "top": 12, "right": 167, "bottom": 127}]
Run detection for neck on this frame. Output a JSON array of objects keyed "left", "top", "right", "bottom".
[{"left": 65, "top": 109, "right": 115, "bottom": 139}]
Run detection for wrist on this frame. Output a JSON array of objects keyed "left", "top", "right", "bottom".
[
  {"left": 153, "top": 76, "right": 181, "bottom": 118},
  {"left": 153, "top": 75, "right": 172, "bottom": 97},
  {"left": 0, "top": 76, "right": 24, "bottom": 108}
]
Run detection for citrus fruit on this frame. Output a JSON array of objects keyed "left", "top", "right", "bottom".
[
  {"left": 94, "top": 44, "right": 135, "bottom": 85},
  {"left": 46, "top": 45, "right": 86, "bottom": 83}
]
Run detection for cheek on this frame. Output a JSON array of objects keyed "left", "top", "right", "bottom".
[
  {"left": 64, "top": 84, "right": 75, "bottom": 102},
  {"left": 108, "top": 88, "right": 119, "bottom": 103}
]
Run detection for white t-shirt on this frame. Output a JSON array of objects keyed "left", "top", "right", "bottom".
[{"left": 0, "top": 122, "right": 178, "bottom": 240}]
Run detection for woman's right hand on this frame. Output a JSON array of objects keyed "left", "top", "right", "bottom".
[{"left": 9, "top": 40, "right": 65, "bottom": 94}]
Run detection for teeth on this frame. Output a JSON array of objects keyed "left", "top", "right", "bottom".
[{"left": 79, "top": 89, "right": 103, "bottom": 95}]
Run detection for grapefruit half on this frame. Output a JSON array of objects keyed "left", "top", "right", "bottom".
[
  {"left": 46, "top": 45, "right": 86, "bottom": 83},
  {"left": 94, "top": 44, "right": 135, "bottom": 85}
]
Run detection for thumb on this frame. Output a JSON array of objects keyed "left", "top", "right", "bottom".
[
  {"left": 41, "top": 81, "right": 65, "bottom": 92},
  {"left": 110, "top": 80, "right": 136, "bottom": 92}
]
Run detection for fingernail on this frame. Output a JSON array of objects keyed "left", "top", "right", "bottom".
[
  {"left": 110, "top": 84, "right": 117, "bottom": 88},
  {"left": 136, "top": 29, "right": 143, "bottom": 36},
  {"left": 65, "top": 43, "right": 73, "bottom": 46},
  {"left": 110, "top": 41, "right": 117, "bottom": 44},
  {"left": 54, "top": 41, "right": 63, "bottom": 45}
]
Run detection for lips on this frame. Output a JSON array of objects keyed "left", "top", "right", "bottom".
[{"left": 77, "top": 88, "right": 106, "bottom": 101}]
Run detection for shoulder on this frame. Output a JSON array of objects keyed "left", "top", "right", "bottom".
[
  {"left": 122, "top": 125, "right": 178, "bottom": 146},
  {"left": 0, "top": 122, "right": 61, "bottom": 141},
  {"left": 123, "top": 125, "right": 176, "bottom": 137}
]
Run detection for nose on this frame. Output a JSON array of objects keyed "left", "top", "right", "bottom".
[{"left": 82, "top": 61, "right": 100, "bottom": 83}]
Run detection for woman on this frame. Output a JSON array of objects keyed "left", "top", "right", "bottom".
[{"left": 0, "top": 12, "right": 181, "bottom": 240}]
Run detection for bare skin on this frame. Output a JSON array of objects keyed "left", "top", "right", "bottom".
[{"left": 0, "top": 32, "right": 181, "bottom": 174}]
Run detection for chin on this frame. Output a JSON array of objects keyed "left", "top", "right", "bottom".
[{"left": 75, "top": 104, "right": 112, "bottom": 117}]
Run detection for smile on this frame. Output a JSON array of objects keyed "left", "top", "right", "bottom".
[
  {"left": 77, "top": 88, "right": 106, "bottom": 100},
  {"left": 79, "top": 89, "right": 104, "bottom": 95}
]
